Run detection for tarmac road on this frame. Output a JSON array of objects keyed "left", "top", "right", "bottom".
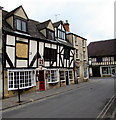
[{"left": 2, "top": 77, "right": 114, "bottom": 118}]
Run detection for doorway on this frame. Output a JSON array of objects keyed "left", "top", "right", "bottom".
[
  {"left": 65, "top": 71, "right": 69, "bottom": 85},
  {"left": 39, "top": 70, "right": 45, "bottom": 91}
]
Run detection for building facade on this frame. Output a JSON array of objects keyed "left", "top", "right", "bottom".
[
  {"left": 0, "top": 7, "right": 3, "bottom": 98},
  {"left": 64, "top": 21, "right": 89, "bottom": 82},
  {"left": 2, "top": 6, "right": 75, "bottom": 98},
  {"left": 66, "top": 33, "right": 89, "bottom": 82},
  {"left": 88, "top": 40, "right": 116, "bottom": 77}
]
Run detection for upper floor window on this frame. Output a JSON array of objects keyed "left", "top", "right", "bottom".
[
  {"left": 114, "top": 56, "right": 116, "bottom": 61},
  {"left": 58, "top": 29, "right": 66, "bottom": 40},
  {"left": 75, "top": 37, "right": 78, "bottom": 46},
  {"left": 44, "top": 47, "right": 57, "bottom": 61},
  {"left": 96, "top": 57, "right": 102, "bottom": 62},
  {"left": 83, "top": 51, "right": 86, "bottom": 60},
  {"left": 76, "top": 49, "right": 78, "bottom": 58},
  {"left": 82, "top": 40, "right": 85, "bottom": 47},
  {"left": 47, "top": 30, "right": 55, "bottom": 40},
  {"left": 16, "top": 19, "right": 27, "bottom": 32},
  {"left": 64, "top": 47, "right": 70, "bottom": 59}
]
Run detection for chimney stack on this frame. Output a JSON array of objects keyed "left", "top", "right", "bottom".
[{"left": 64, "top": 20, "right": 70, "bottom": 32}]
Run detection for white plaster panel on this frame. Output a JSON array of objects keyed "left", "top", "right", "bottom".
[
  {"left": 58, "top": 24, "right": 61, "bottom": 29},
  {"left": 51, "top": 44, "right": 56, "bottom": 49},
  {"left": 64, "top": 59, "right": 66, "bottom": 67},
  {"left": 6, "top": 46, "right": 15, "bottom": 66},
  {"left": 17, "top": 60, "right": 27, "bottom": 67},
  {"left": 57, "top": 54, "right": 59, "bottom": 66},
  {"left": 70, "top": 61, "right": 74, "bottom": 67},
  {"left": 7, "top": 35, "right": 15, "bottom": 46},
  {"left": 70, "top": 50, "right": 74, "bottom": 56},
  {"left": 67, "top": 60, "right": 69, "bottom": 67},
  {"left": 45, "top": 62, "right": 49, "bottom": 66},
  {"left": 60, "top": 46, "right": 63, "bottom": 52},
  {"left": 6, "top": 60, "right": 10, "bottom": 67},
  {"left": 53, "top": 62, "right": 56, "bottom": 67},
  {"left": 39, "top": 42, "right": 44, "bottom": 57},
  {"left": 29, "top": 40, "right": 37, "bottom": 65},
  {"left": 45, "top": 43, "right": 50, "bottom": 48},
  {"left": 16, "top": 37, "right": 28, "bottom": 43}
]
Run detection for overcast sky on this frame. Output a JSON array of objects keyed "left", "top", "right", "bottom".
[{"left": 1, "top": 0, "right": 115, "bottom": 44}]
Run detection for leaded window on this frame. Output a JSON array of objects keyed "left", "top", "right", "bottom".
[
  {"left": 8, "top": 69, "right": 36, "bottom": 90},
  {"left": 16, "top": 19, "right": 27, "bottom": 32},
  {"left": 47, "top": 70, "right": 58, "bottom": 83}
]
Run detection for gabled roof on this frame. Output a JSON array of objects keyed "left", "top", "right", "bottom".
[
  {"left": 37, "top": 19, "right": 51, "bottom": 30},
  {"left": 88, "top": 39, "right": 116, "bottom": 57},
  {"left": 53, "top": 21, "right": 64, "bottom": 28},
  {"left": 2, "top": 6, "right": 74, "bottom": 49},
  {"left": 5, "top": 5, "right": 28, "bottom": 19}
]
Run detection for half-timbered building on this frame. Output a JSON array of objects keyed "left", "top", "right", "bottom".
[
  {"left": 2, "top": 6, "right": 75, "bottom": 98},
  {"left": 88, "top": 40, "right": 116, "bottom": 77}
]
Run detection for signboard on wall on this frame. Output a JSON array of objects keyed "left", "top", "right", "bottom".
[{"left": 38, "top": 58, "right": 44, "bottom": 67}]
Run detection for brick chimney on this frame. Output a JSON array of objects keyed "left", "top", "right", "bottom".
[{"left": 64, "top": 20, "right": 70, "bottom": 32}]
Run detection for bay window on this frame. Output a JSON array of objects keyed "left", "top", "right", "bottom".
[
  {"left": 8, "top": 69, "right": 36, "bottom": 90},
  {"left": 47, "top": 70, "right": 58, "bottom": 83}
]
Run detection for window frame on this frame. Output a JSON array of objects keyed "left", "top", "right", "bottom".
[
  {"left": 8, "top": 69, "right": 36, "bottom": 90},
  {"left": 59, "top": 71, "right": 66, "bottom": 82},
  {"left": 57, "top": 29, "right": 66, "bottom": 40},
  {"left": 15, "top": 17, "right": 27, "bottom": 33},
  {"left": 69, "top": 70, "right": 73, "bottom": 80},
  {"left": 46, "top": 29, "right": 55, "bottom": 40},
  {"left": 46, "top": 69, "right": 59, "bottom": 83},
  {"left": 96, "top": 57, "right": 103, "bottom": 62},
  {"left": 44, "top": 47, "right": 57, "bottom": 61}
]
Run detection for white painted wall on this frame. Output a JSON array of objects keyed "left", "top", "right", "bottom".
[
  {"left": 6, "top": 35, "right": 15, "bottom": 46},
  {"left": 39, "top": 42, "right": 44, "bottom": 57},
  {"left": 17, "top": 60, "right": 28, "bottom": 67},
  {"left": 29, "top": 40, "right": 37, "bottom": 67},
  {"left": 6, "top": 46, "right": 15, "bottom": 66}
]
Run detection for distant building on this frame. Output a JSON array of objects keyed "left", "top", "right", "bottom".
[
  {"left": 64, "top": 21, "right": 89, "bottom": 82},
  {"left": 88, "top": 39, "right": 116, "bottom": 77}
]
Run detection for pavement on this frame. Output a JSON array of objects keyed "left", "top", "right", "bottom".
[
  {"left": 1, "top": 79, "right": 94, "bottom": 111},
  {"left": 1, "top": 78, "right": 116, "bottom": 119}
]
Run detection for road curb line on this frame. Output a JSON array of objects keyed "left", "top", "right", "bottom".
[{"left": 96, "top": 94, "right": 115, "bottom": 120}]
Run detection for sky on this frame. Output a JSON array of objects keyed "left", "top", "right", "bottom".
[{"left": 1, "top": 0, "right": 115, "bottom": 44}]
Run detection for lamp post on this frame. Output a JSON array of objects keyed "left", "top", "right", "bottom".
[{"left": 17, "top": 78, "right": 21, "bottom": 103}]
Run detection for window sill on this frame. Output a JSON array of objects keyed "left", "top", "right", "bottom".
[
  {"left": 69, "top": 79, "right": 73, "bottom": 81},
  {"left": 60, "top": 80, "right": 66, "bottom": 82},
  {"left": 48, "top": 81, "right": 59, "bottom": 84},
  {"left": 8, "top": 85, "right": 35, "bottom": 91}
]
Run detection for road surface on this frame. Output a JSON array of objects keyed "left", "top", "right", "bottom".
[{"left": 3, "top": 77, "right": 114, "bottom": 118}]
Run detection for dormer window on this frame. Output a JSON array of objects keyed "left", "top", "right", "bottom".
[
  {"left": 16, "top": 19, "right": 27, "bottom": 32},
  {"left": 58, "top": 29, "right": 66, "bottom": 40},
  {"left": 47, "top": 30, "right": 55, "bottom": 40}
]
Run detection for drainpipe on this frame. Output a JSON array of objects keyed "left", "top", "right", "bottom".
[{"left": 0, "top": 6, "right": 3, "bottom": 99}]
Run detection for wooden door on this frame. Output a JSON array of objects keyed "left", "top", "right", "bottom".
[{"left": 39, "top": 70, "right": 45, "bottom": 91}]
